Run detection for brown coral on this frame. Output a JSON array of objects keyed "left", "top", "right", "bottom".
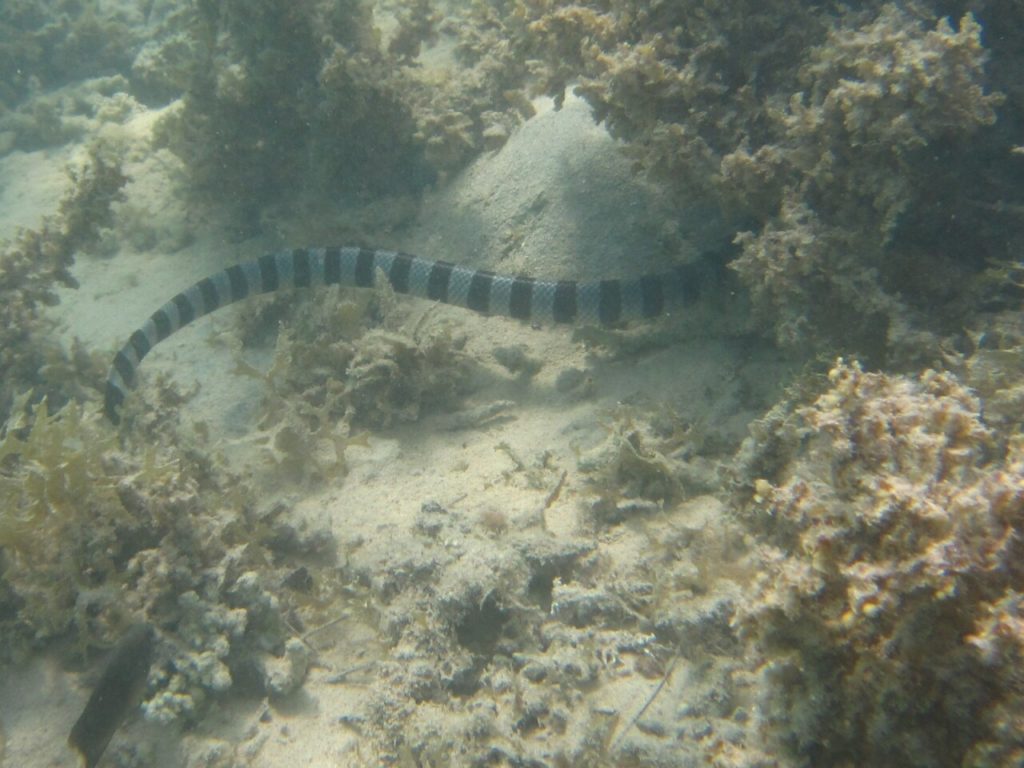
[
  {"left": 517, "top": 2, "right": 1008, "bottom": 357},
  {"left": 727, "top": 7, "right": 1003, "bottom": 352},
  {"left": 736, "top": 360, "right": 1024, "bottom": 767}
]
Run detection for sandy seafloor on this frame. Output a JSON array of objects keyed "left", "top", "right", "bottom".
[{"left": 0, "top": 86, "right": 801, "bottom": 766}]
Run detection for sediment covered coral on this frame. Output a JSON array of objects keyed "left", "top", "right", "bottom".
[
  {"left": 0, "top": 2, "right": 157, "bottom": 151},
  {"left": 729, "top": 6, "right": 1003, "bottom": 352},
  {"left": 221, "top": 287, "right": 474, "bottom": 488},
  {"left": 335, "top": 486, "right": 761, "bottom": 766},
  {"left": 517, "top": 1, "right": 1009, "bottom": 357},
  {"left": 736, "top": 360, "right": 1024, "bottom": 766},
  {"left": 523, "top": 0, "right": 825, "bottom": 198},
  {"left": 0, "top": 397, "right": 333, "bottom": 722},
  {"left": 149, "top": 0, "right": 535, "bottom": 229},
  {"left": 0, "top": 0, "right": 143, "bottom": 109}
]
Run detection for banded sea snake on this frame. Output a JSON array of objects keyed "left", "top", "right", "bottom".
[{"left": 104, "top": 246, "right": 722, "bottom": 424}]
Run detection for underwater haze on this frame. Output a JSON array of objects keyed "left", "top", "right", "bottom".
[{"left": 0, "top": 1, "right": 1022, "bottom": 766}]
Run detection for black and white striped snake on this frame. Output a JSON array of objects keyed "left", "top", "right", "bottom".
[{"left": 104, "top": 246, "right": 720, "bottom": 423}]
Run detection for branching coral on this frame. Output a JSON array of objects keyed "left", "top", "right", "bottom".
[{"left": 736, "top": 360, "right": 1024, "bottom": 766}]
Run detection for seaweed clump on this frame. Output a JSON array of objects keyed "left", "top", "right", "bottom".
[
  {"left": 0, "top": 2, "right": 152, "bottom": 151},
  {"left": 0, "top": 145, "right": 127, "bottom": 424},
  {"left": 151, "top": 0, "right": 535, "bottom": 230},
  {"left": 153, "top": 0, "right": 425, "bottom": 221},
  {"left": 0, "top": 0, "right": 142, "bottom": 109},
  {"left": 729, "top": 7, "right": 1003, "bottom": 354},
  {"left": 226, "top": 285, "right": 475, "bottom": 488},
  {"left": 735, "top": 360, "right": 1024, "bottom": 766},
  {"left": 0, "top": 398, "right": 333, "bottom": 722},
  {"left": 518, "top": 2, "right": 1007, "bottom": 358}
]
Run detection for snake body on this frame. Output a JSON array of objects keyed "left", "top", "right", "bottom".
[{"left": 104, "top": 246, "right": 718, "bottom": 423}]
